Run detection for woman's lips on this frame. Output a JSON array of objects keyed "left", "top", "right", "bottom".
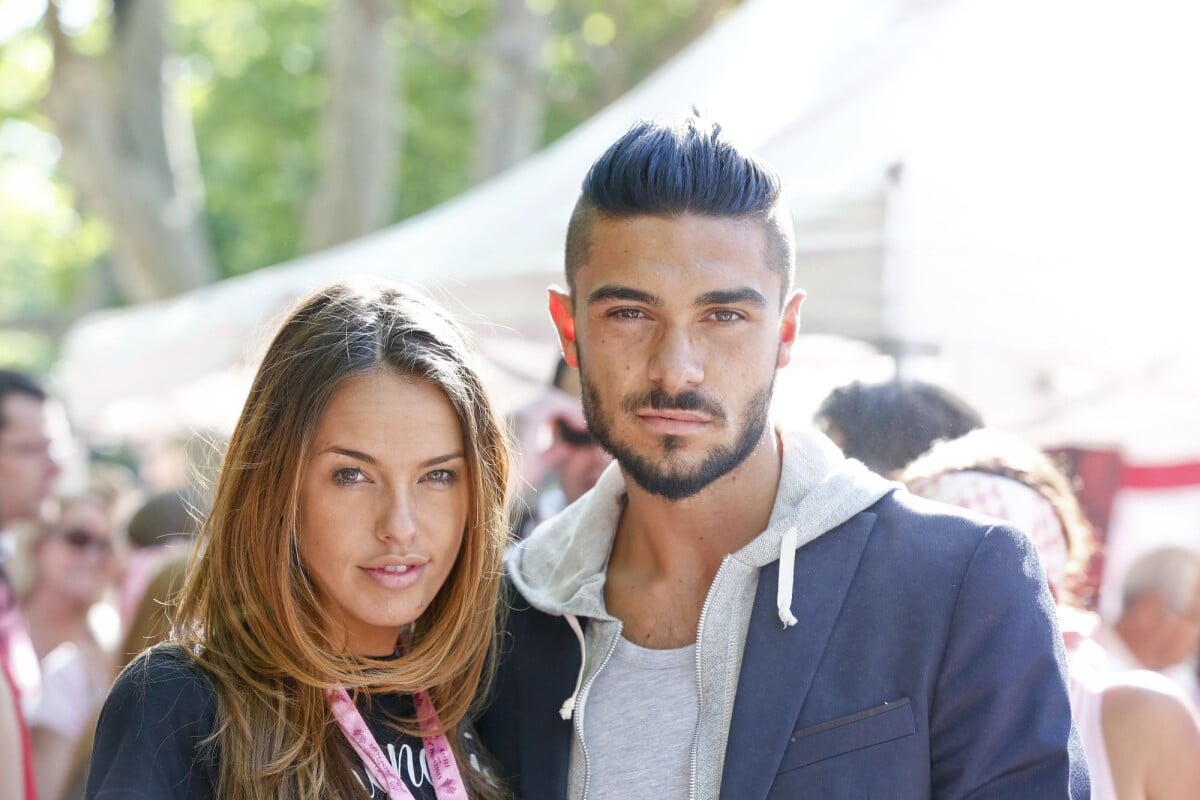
[{"left": 360, "top": 563, "right": 425, "bottom": 589}]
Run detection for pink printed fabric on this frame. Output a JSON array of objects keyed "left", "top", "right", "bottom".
[
  {"left": 413, "top": 690, "right": 467, "bottom": 796},
  {"left": 326, "top": 686, "right": 467, "bottom": 800}
]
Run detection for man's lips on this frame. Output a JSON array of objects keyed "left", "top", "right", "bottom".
[{"left": 636, "top": 409, "right": 713, "bottom": 433}]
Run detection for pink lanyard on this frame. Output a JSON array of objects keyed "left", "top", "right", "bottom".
[{"left": 326, "top": 685, "right": 467, "bottom": 799}]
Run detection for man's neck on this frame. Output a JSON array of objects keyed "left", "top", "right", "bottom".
[
  {"left": 619, "top": 430, "right": 783, "bottom": 569},
  {"left": 603, "top": 429, "right": 783, "bottom": 648}
]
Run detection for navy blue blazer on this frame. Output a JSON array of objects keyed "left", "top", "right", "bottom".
[{"left": 477, "top": 491, "right": 1090, "bottom": 799}]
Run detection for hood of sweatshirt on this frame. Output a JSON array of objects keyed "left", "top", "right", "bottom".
[{"left": 507, "top": 427, "right": 896, "bottom": 623}]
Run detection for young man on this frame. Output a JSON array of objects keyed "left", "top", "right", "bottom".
[
  {"left": 476, "top": 117, "right": 1088, "bottom": 799},
  {"left": 0, "top": 371, "right": 59, "bottom": 534}
]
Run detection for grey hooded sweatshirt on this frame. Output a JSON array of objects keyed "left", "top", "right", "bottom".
[{"left": 505, "top": 428, "right": 895, "bottom": 800}]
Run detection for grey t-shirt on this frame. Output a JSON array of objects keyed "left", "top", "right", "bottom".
[{"left": 580, "top": 636, "right": 699, "bottom": 799}]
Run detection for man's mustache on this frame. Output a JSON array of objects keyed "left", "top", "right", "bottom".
[{"left": 621, "top": 388, "right": 726, "bottom": 422}]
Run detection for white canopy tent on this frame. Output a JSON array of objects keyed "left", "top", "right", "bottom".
[
  {"left": 55, "top": 0, "right": 926, "bottom": 440},
  {"left": 57, "top": 0, "right": 1200, "bottom": 463}
]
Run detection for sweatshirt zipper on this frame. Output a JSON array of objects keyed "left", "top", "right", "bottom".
[
  {"left": 689, "top": 555, "right": 731, "bottom": 800},
  {"left": 577, "top": 620, "right": 621, "bottom": 800}
]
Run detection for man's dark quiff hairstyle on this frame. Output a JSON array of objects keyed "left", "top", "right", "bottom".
[{"left": 564, "top": 115, "right": 796, "bottom": 300}]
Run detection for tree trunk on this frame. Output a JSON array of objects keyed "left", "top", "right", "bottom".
[
  {"left": 304, "top": 0, "right": 399, "bottom": 252},
  {"left": 41, "top": 0, "right": 218, "bottom": 302},
  {"left": 471, "top": 0, "right": 547, "bottom": 183}
]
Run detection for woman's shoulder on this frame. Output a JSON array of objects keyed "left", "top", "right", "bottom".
[
  {"left": 1099, "top": 670, "right": 1200, "bottom": 799},
  {"left": 1099, "top": 669, "right": 1197, "bottom": 728},
  {"left": 103, "top": 643, "right": 219, "bottom": 741},
  {"left": 116, "top": 643, "right": 215, "bottom": 697},
  {"left": 88, "top": 647, "right": 223, "bottom": 796},
  {"left": 88, "top": 644, "right": 220, "bottom": 797}
]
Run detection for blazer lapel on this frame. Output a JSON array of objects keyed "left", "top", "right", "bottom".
[
  {"left": 719, "top": 512, "right": 876, "bottom": 800},
  {"left": 517, "top": 612, "right": 579, "bottom": 800}
]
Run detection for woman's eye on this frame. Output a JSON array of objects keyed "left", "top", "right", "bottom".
[
  {"left": 423, "top": 469, "right": 458, "bottom": 487},
  {"left": 333, "top": 467, "right": 366, "bottom": 486}
]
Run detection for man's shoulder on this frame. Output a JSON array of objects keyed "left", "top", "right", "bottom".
[
  {"left": 865, "top": 487, "right": 1024, "bottom": 546},
  {"left": 848, "top": 488, "right": 1036, "bottom": 587},
  {"left": 497, "top": 574, "right": 568, "bottom": 635}
]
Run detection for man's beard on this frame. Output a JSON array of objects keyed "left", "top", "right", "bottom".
[{"left": 580, "top": 368, "right": 774, "bottom": 502}]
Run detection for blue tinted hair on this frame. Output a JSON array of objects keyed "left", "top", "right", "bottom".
[{"left": 564, "top": 116, "right": 795, "bottom": 296}]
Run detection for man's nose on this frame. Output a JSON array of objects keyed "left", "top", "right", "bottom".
[{"left": 647, "top": 327, "right": 703, "bottom": 393}]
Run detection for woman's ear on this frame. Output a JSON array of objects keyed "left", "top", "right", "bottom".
[{"left": 547, "top": 288, "right": 578, "bottom": 368}]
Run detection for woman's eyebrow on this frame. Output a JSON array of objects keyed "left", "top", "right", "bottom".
[
  {"left": 318, "top": 448, "right": 465, "bottom": 469},
  {"left": 419, "top": 452, "right": 465, "bottom": 469},
  {"left": 319, "top": 446, "right": 377, "bottom": 464}
]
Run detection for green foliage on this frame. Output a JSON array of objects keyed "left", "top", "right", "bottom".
[
  {"left": 0, "top": 28, "right": 51, "bottom": 111},
  {"left": 176, "top": 0, "right": 326, "bottom": 277},
  {"left": 541, "top": 0, "right": 736, "bottom": 141},
  {"left": 0, "top": 23, "right": 109, "bottom": 367},
  {"left": 394, "top": 0, "right": 491, "bottom": 219}
]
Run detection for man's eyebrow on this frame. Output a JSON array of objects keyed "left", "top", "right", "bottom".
[
  {"left": 587, "top": 286, "right": 661, "bottom": 306},
  {"left": 694, "top": 288, "right": 768, "bottom": 308}
]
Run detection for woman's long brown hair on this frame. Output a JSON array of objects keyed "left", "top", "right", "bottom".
[{"left": 169, "top": 281, "right": 511, "bottom": 798}]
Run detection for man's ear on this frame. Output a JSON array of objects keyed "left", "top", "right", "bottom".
[
  {"left": 548, "top": 287, "right": 579, "bottom": 368},
  {"left": 776, "top": 288, "right": 806, "bottom": 369}
]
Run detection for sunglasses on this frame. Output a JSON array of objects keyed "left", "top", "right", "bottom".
[
  {"left": 59, "top": 529, "right": 114, "bottom": 556},
  {"left": 555, "top": 418, "right": 596, "bottom": 447}
]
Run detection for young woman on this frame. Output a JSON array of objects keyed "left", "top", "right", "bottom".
[{"left": 86, "top": 281, "right": 512, "bottom": 799}]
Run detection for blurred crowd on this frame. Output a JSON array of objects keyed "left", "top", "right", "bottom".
[
  {"left": 3, "top": 357, "right": 1200, "bottom": 799},
  {"left": 1, "top": 370, "right": 202, "bottom": 800}
]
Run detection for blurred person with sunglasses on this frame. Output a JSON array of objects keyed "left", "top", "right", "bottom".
[
  {"left": 510, "top": 357, "right": 612, "bottom": 539},
  {"left": 18, "top": 492, "right": 120, "bottom": 800}
]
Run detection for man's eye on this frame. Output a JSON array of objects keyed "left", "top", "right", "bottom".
[
  {"left": 610, "top": 308, "right": 646, "bottom": 320},
  {"left": 711, "top": 309, "right": 743, "bottom": 323},
  {"left": 333, "top": 467, "right": 365, "bottom": 486}
]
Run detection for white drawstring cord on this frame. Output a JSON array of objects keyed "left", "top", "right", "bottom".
[
  {"left": 559, "top": 613, "right": 587, "bottom": 720},
  {"left": 777, "top": 527, "right": 799, "bottom": 628}
]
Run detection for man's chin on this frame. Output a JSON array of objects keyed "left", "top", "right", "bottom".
[{"left": 616, "top": 454, "right": 730, "bottom": 502}]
